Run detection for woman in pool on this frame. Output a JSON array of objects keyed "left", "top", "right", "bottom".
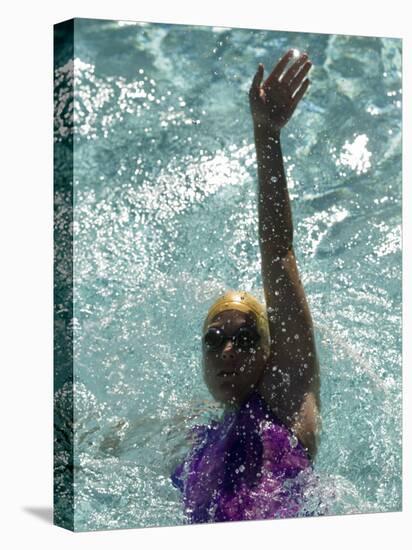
[{"left": 171, "top": 49, "right": 321, "bottom": 523}]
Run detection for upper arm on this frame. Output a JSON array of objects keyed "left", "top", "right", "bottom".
[
  {"left": 292, "top": 391, "right": 321, "bottom": 459},
  {"left": 259, "top": 247, "right": 320, "bottom": 428}
]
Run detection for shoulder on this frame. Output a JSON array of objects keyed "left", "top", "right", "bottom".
[
  {"left": 256, "top": 404, "right": 313, "bottom": 472},
  {"left": 254, "top": 389, "right": 319, "bottom": 461},
  {"left": 171, "top": 420, "right": 220, "bottom": 491},
  {"left": 187, "top": 420, "right": 220, "bottom": 446}
]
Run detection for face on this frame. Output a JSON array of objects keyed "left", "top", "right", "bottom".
[{"left": 202, "top": 309, "right": 268, "bottom": 407}]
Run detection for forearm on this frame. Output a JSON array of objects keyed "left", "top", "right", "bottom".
[{"left": 254, "top": 124, "right": 293, "bottom": 257}]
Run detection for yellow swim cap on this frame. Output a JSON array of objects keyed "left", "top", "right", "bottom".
[{"left": 203, "top": 290, "right": 271, "bottom": 354}]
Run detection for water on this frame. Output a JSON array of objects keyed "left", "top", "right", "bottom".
[{"left": 54, "top": 18, "right": 402, "bottom": 531}]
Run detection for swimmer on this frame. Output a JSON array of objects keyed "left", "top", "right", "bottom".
[{"left": 172, "top": 49, "right": 321, "bottom": 523}]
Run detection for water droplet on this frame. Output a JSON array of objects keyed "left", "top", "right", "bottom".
[{"left": 289, "top": 434, "right": 298, "bottom": 448}]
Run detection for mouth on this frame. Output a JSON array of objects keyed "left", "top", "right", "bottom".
[{"left": 217, "top": 370, "right": 239, "bottom": 377}]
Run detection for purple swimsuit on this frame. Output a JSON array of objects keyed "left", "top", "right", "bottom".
[{"left": 171, "top": 391, "right": 312, "bottom": 523}]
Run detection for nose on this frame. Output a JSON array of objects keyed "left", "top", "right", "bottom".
[{"left": 221, "top": 339, "right": 235, "bottom": 360}]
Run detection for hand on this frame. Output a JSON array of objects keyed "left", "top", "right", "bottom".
[{"left": 249, "top": 50, "right": 312, "bottom": 133}]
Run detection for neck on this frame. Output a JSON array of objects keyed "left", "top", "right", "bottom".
[{"left": 223, "top": 388, "right": 258, "bottom": 413}]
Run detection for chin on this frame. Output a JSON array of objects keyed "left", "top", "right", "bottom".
[{"left": 210, "top": 384, "right": 256, "bottom": 407}]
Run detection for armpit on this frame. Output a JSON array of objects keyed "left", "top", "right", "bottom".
[{"left": 291, "top": 392, "right": 321, "bottom": 459}]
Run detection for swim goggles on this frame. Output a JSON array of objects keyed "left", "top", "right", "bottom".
[{"left": 203, "top": 325, "right": 261, "bottom": 352}]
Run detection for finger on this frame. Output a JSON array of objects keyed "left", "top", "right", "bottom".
[
  {"left": 249, "top": 63, "right": 264, "bottom": 101},
  {"left": 252, "top": 63, "right": 264, "bottom": 89},
  {"left": 264, "top": 49, "right": 295, "bottom": 89},
  {"left": 291, "top": 78, "right": 310, "bottom": 109},
  {"left": 289, "top": 61, "right": 312, "bottom": 95},
  {"left": 281, "top": 53, "right": 309, "bottom": 86}
]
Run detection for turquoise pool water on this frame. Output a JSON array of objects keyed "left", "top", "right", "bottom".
[{"left": 54, "top": 18, "right": 402, "bottom": 530}]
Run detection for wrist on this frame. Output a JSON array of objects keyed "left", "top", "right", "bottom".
[{"left": 253, "top": 122, "right": 281, "bottom": 140}]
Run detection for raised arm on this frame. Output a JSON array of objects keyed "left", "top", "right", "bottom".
[{"left": 249, "top": 50, "right": 321, "bottom": 458}]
